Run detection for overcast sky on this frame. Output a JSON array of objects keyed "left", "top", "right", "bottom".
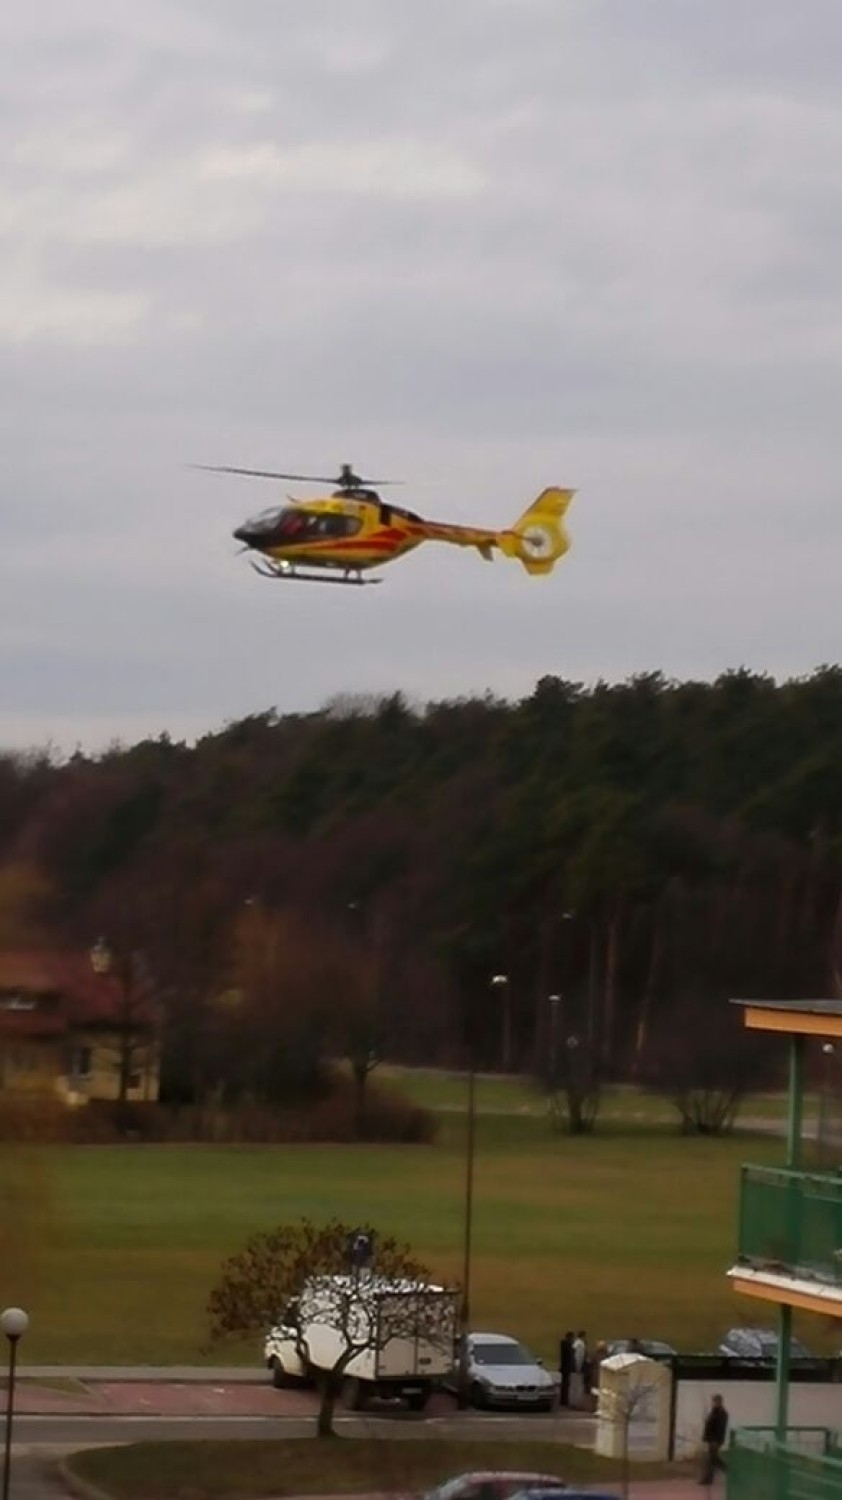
[{"left": 3, "top": 0, "right": 841, "bottom": 754}]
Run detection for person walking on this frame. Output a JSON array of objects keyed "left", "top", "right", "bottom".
[{"left": 699, "top": 1393, "right": 729, "bottom": 1485}]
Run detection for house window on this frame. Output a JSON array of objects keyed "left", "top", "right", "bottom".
[
  {"left": 71, "top": 1046, "right": 92, "bottom": 1079},
  {"left": 0, "top": 993, "right": 37, "bottom": 1011}
]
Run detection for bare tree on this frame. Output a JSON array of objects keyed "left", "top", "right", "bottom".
[
  {"left": 89, "top": 938, "right": 158, "bottom": 1110},
  {"left": 207, "top": 1217, "right": 455, "bottom": 1437},
  {"left": 538, "top": 1021, "right": 603, "bottom": 1135},
  {"left": 646, "top": 992, "right": 769, "bottom": 1135}
]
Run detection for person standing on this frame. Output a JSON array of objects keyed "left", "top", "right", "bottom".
[
  {"left": 699, "top": 1393, "right": 729, "bottom": 1485},
  {"left": 559, "top": 1331, "right": 574, "bottom": 1407},
  {"left": 591, "top": 1340, "right": 608, "bottom": 1392},
  {"left": 571, "top": 1329, "right": 588, "bottom": 1407}
]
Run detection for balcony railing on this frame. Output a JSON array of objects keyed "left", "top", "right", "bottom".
[
  {"left": 728, "top": 1427, "right": 842, "bottom": 1500},
  {"left": 736, "top": 1165, "right": 842, "bottom": 1288}
]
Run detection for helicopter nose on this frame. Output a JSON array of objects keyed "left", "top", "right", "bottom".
[{"left": 233, "top": 524, "right": 255, "bottom": 547}]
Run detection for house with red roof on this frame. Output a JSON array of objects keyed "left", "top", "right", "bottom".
[{"left": 0, "top": 950, "right": 159, "bottom": 1104}]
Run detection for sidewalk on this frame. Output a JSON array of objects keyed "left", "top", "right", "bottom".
[{"left": 19, "top": 1366, "right": 261, "bottom": 1383}]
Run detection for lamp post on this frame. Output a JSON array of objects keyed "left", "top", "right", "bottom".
[
  {"left": 457, "top": 974, "right": 507, "bottom": 1408},
  {"left": 548, "top": 994, "right": 561, "bottom": 1082},
  {"left": 818, "top": 1042, "right": 836, "bottom": 1167},
  {"left": 498, "top": 971, "right": 514, "bottom": 1073},
  {"left": 1, "top": 1307, "right": 28, "bottom": 1500}
]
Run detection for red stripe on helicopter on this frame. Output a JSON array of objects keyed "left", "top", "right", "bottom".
[{"left": 306, "top": 535, "right": 405, "bottom": 553}]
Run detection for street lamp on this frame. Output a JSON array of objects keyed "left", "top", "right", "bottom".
[
  {"left": 497, "top": 972, "right": 514, "bottom": 1072},
  {"left": 548, "top": 994, "right": 561, "bottom": 1081},
  {"left": 818, "top": 1043, "right": 836, "bottom": 1167},
  {"left": 2, "top": 1307, "right": 28, "bottom": 1500},
  {"left": 458, "top": 974, "right": 507, "bottom": 1407}
]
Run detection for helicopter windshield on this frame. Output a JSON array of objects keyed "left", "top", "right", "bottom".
[
  {"left": 236, "top": 507, "right": 363, "bottom": 549},
  {"left": 242, "top": 507, "right": 285, "bottom": 536}
]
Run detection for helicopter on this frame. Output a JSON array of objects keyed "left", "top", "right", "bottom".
[{"left": 198, "top": 462, "right": 575, "bottom": 586}]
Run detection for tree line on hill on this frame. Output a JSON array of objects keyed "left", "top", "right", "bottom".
[{"left": 1, "top": 667, "right": 840, "bottom": 1129}]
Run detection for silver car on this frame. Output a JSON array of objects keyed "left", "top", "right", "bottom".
[{"left": 464, "top": 1332, "right": 556, "bottom": 1411}]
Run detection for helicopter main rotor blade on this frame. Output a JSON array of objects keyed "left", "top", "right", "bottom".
[
  {"left": 192, "top": 464, "right": 403, "bottom": 486},
  {"left": 192, "top": 464, "right": 339, "bottom": 483}
]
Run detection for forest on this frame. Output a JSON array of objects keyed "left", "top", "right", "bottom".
[{"left": 1, "top": 667, "right": 840, "bottom": 1117}]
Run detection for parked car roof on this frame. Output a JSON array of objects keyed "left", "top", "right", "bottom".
[
  {"left": 470, "top": 1331, "right": 522, "bottom": 1344},
  {"left": 719, "top": 1327, "right": 812, "bottom": 1360},
  {"left": 509, "top": 1492, "right": 618, "bottom": 1500},
  {"left": 604, "top": 1338, "right": 676, "bottom": 1359},
  {"left": 423, "top": 1473, "right": 566, "bottom": 1500}
]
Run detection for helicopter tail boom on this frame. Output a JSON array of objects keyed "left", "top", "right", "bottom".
[{"left": 498, "top": 487, "right": 575, "bottom": 574}]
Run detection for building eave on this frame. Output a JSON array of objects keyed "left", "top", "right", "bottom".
[
  {"left": 731, "top": 998, "right": 842, "bottom": 1039},
  {"left": 728, "top": 1264, "right": 842, "bottom": 1320}
]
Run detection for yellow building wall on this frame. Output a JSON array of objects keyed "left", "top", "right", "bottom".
[
  {"left": 0, "top": 1032, "right": 159, "bottom": 1105},
  {"left": 62, "top": 1029, "right": 160, "bottom": 1105},
  {"left": 0, "top": 1039, "right": 63, "bottom": 1096}
]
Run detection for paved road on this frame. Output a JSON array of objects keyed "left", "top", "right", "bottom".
[
  {"left": 7, "top": 1455, "right": 71, "bottom": 1500},
  {"left": 13, "top": 1408, "right": 598, "bottom": 1447},
  {"left": 13, "top": 1366, "right": 842, "bottom": 1462},
  {"left": 11, "top": 1366, "right": 832, "bottom": 1500}
]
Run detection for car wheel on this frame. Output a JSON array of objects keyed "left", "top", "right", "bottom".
[
  {"left": 470, "top": 1381, "right": 487, "bottom": 1410},
  {"left": 270, "top": 1357, "right": 289, "bottom": 1389}
]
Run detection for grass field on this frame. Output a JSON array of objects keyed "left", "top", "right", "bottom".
[
  {"left": 4, "top": 1082, "right": 814, "bottom": 1367},
  {"left": 380, "top": 1067, "right": 804, "bottom": 1123},
  {"left": 67, "top": 1437, "right": 690, "bottom": 1499}
]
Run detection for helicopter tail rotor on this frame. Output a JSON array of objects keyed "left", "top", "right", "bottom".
[{"left": 498, "top": 487, "right": 575, "bottom": 575}]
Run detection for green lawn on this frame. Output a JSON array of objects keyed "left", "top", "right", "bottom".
[
  {"left": 379, "top": 1067, "right": 802, "bottom": 1124},
  {"left": 4, "top": 1102, "right": 811, "bottom": 1367},
  {"left": 67, "top": 1438, "right": 691, "bottom": 1499}
]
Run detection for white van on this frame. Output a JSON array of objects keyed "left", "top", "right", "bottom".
[{"left": 264, "top": 1273, "right": 458, "bottom": 1411}]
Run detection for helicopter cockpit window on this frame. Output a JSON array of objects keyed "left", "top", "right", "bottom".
[
  {"left": 244, "top": 508, "right": 286, "bottom": 537},
  {"left": 276, "top": 509, "right": 362, "bottom": 542}
]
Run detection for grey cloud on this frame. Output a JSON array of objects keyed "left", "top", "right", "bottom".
[{"left": 1, "top": 0, "right": 841, "bottom": 751}]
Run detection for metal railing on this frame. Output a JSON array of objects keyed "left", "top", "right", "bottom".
[
  {"left": 728, "top": 1427, "right": 842, "bottom": 1500},
  {"left": 737, "top": 1165, "right": 842, "bottom": 1288}
]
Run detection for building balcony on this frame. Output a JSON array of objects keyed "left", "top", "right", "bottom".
[
  {"left": 728, "top": 1427, "right": 842, "bottom": 1500},
  {"left": 727, "top": 1164, "right": 842, "bottom": 1316}
]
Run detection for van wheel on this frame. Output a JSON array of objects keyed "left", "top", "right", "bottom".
[
  {"left": 342, "top": 1376, "right": 367, "bottom": 1411},
  {"left": 470, "top": 1381, "right": 487, "bottom": 1410},
  {"left": 270, "top": 1357, "right": 289, "bottom": 1389},
  {"left": 406, "top": 1390, "right": 429, "bottom": 1412}
]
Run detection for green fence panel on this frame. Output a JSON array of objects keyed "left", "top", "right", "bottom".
[
  {"left": 738, "top": 1166, "right": 842, "bottom": 1286},
  {"left": 728, "top": 1428, "right": 842, "bottom": 1500}
]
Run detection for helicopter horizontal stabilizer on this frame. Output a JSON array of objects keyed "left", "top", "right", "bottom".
[{"left": 498, "top": 487, "right": 575, "bottom": 575}]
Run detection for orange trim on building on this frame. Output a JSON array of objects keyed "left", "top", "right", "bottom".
[
  {"left": 742, "top": 1006, "right": 842, "bottom": 1040},
  {"left": 730, "top": 1273, "right": 842, "bottom": 1321}
]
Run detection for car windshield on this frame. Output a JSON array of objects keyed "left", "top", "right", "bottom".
[
  {"left": 424, "top": 1480, "right": 473, "bottom": 1500},
  {"left": 473, "top": 1341, "right": 534, "bottom": 1366}
]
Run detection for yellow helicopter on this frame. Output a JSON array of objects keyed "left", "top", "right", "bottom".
[{"left": 199, "top": 462, "right": 575, "bottom": 586}]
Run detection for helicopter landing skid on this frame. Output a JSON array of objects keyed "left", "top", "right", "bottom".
[{"left": 250, "top": 560, "right": 381, "bottom": 586}]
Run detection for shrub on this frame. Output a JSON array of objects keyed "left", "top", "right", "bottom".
[{"left": 0, "top": 1078, "right": 436, "bottom": 1145}]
